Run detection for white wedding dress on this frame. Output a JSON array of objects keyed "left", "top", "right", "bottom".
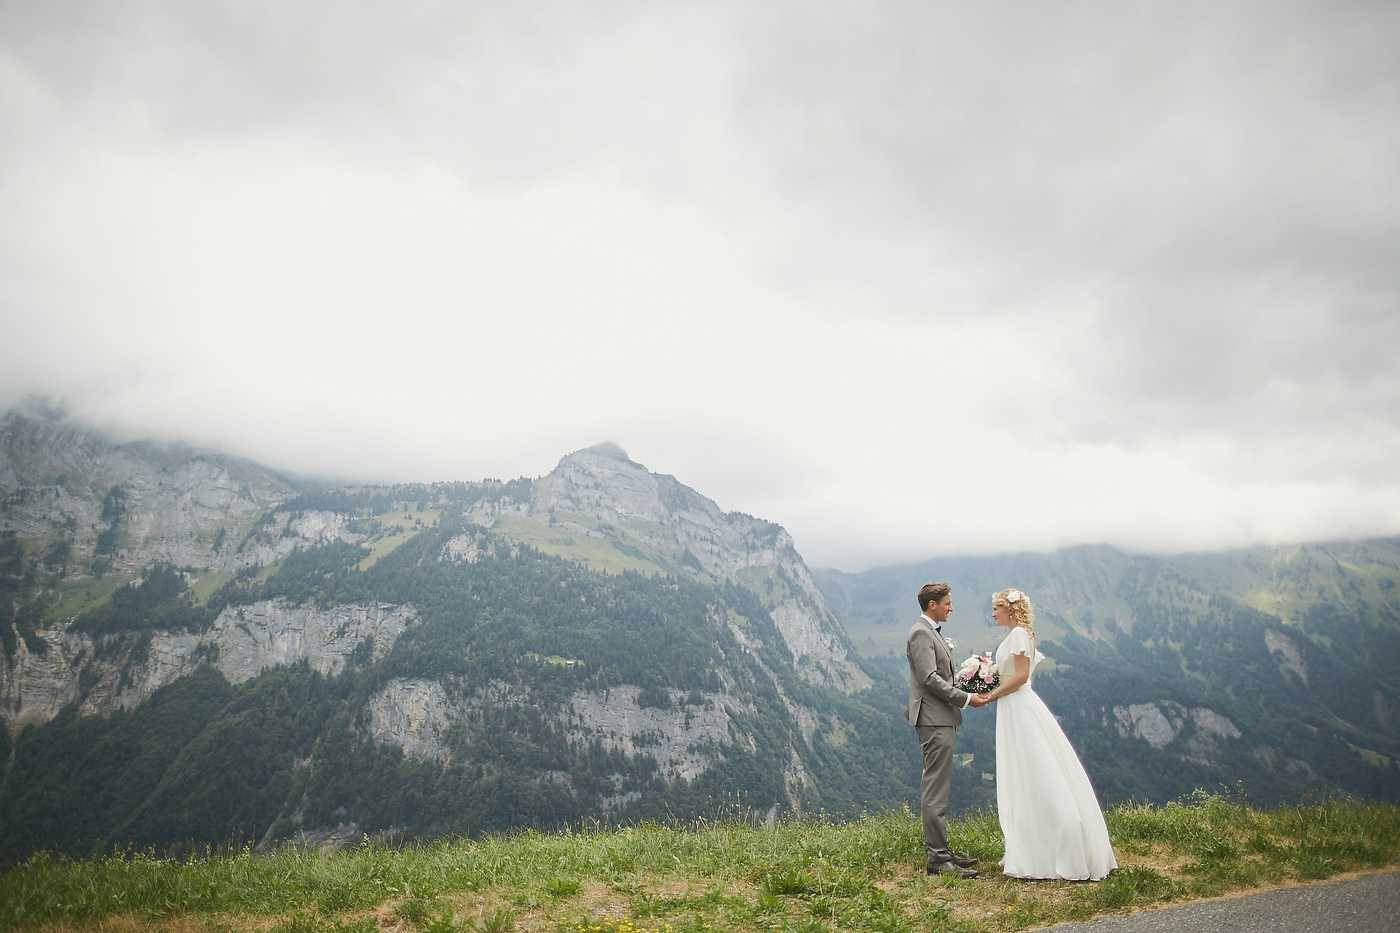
[{"left": 994, "top": 626, "right": 1117, "bottom": 880}]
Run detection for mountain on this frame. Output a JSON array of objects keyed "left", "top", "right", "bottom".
[
  {"left": 0, "top": 401, "right": 295, "bottom": 581},
  {"left": 814, "top": 540, "right": 1400, "bottom": 808},
  {"left": 5, "top": 402, "right": 1397, "bottom": 864},
  {"left": 0, "top": 407, "right": 903, "bottom": 862},
  {"left": 472, "top": 441, "right": 868, "bottom": 693}
]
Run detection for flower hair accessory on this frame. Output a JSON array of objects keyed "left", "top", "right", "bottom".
[{"left": 1006, "top": 589, "right": 1024, "bottom": 604}]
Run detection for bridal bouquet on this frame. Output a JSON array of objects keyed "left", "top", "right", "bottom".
[{"left": 954, "top": 654, "right": 1000, "bottom": 694}]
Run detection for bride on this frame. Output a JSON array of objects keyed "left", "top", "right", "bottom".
[{"left": 981, "top": 588, "right": 1117, "bottom": 881}]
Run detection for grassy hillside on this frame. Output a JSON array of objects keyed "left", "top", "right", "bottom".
[
  {"left": 815, "top": 539, "right": 1400, "bottom": 658},
  {"left": 1, "top": 795, "right": 1396, "bottom": 932}
]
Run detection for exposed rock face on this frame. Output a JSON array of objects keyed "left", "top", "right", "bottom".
[
  {"left": 368, "top": 679, "right": 453, "bottom": 765},
  {"left": 1264, "top": 629, "right": 1308, "bottom": 684},
  {"left": 441, "top": 533, "right": 484, "bottom": 563},
  {"left": 0, "top": 408, "right": 293, "bottom": 573},
  {"left": 363, "top": 678, "right": 533, "bottom": 763},
  {"left": 1112, "top": 703, "right": 1177, "bottom": 749},
  {"left": 0, "top": 625, "right": 81, "bottom": 731},
  {"left": 784, "top": 748, "right": 812, "bottom": 803},
  {"left": 360, "top": 679, "right": 763, "bottom": 790},
  {"left": 566, "top": 686, "right": 753, "bottom": 781},
  {"left": 769, "top": 598, "right": 867, "bottom": 693},
  {"left": 196, "top": 600, "right": 414, "bottom": 684},
  {"left": 438, "top": 531, "right": 521, "bottom": 564},
  {"left": 228, "top": 511, "right": 366, "bottom": 572},
  {"left": 462, "top": 497, "right": 529, "bottom": 528},
  {"left": 1111, "top": 702, "right": 1241, "bottom": 755},
  {"left": 531, "top": 445, "right": 774, "bottom": 585},
  {"left": 785, "top": 697, "right": 822, "bottom": 746},
  {"left": 1190, "top": 707, "right": 1242, "bottom": 741},
  {"left": 0, "top": 409, "right": 372, "bottom": 583},
  {"left": 1, "top": 599, "right": 416, "bottom": 731},
  {"left": 521, "top": 444, "right": 870, "bottom": 693}
]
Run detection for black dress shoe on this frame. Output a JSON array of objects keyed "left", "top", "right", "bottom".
[
  {"left": 948, "top": 851, "right": 979, "bottom": 868},
  {"left": 927, "top": 858, "right": 978, "bottom": 878}
]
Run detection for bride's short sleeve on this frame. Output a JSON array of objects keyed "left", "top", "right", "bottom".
[{"left": 1007, "top": 626, "right": 1033, "bottom": 658}]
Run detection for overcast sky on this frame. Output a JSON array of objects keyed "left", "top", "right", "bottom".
[{"left": 3, "top": 1, "right": 1398, "bottom": 569}]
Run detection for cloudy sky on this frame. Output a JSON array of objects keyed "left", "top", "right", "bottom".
[{"left": 3, "top": 1, "right": 1398, "bottom": 569}]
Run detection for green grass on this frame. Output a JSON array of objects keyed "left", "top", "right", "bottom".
[
  {"left": 356, "top": 509, "right": 441, "bottom": 571},
  {"left": 356, "top": 529, "right": 421, "bottom": 572},
  {"left": 1, "top": 796, "right": 1397, "bottom": 931},
  {"left": 374, "top": 509, "right": 443, "bottom": 533},
  {"left": 41, "top": 574, "right": 132, "bottom": 624},
  {"left": 189, "top": 570, "right": 234, "bottom": 605},
  {"left": 494, "top": 515, "right": 668, "bottom": 577}
]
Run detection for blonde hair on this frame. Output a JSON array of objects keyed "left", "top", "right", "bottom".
[{"left": 993, "top": 588, "right": 1035, "bottom": 634}]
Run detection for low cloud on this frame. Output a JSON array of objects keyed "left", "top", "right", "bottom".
[{"left": 3, "top": 1, "right": 1397, "bottom": 569}]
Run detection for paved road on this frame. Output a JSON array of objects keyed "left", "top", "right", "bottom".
[{"left": 1037, "top": 870, "right": 1400, "bottom": 933}]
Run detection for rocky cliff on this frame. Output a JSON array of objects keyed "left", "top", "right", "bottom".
[
  {"left": 0, "top": 409, "right": 886, "bottom": 857},
  {"left": 494, "top": 443, "right": 869, "bottom": 693},
  {"left": 2, "top": 598, "right": 416, "bottom": 730},
  {"left": 0, "top": 405, "right": 296, "bottom": 575}
]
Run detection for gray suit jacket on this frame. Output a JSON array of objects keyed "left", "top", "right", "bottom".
[{"left": 906, "top": 618, "right": 970, "bottom": 727}]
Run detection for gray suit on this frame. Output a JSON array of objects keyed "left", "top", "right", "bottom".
[{"left": 906, "top": 617, "right": 970, "bottom": 862}]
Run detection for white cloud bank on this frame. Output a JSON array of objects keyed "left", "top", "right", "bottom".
[{"left": 3, "top": 1, "right": 1398, "bottom": 569}]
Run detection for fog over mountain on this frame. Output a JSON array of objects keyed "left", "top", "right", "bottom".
[{"left": 3, "top": 2, "right": 1398, "bottom": 569}]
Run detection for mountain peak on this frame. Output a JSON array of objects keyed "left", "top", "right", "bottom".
[{"left": 564, "top": 441, "right": 632, "bottom": 464}]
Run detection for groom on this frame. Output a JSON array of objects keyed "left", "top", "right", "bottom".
[{"left": 907, "top": 582, "right": 987, "bottom": 878}]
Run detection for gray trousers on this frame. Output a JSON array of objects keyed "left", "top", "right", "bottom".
[{"left": 915, "top": 723, "right": 955, "bottom": 861}]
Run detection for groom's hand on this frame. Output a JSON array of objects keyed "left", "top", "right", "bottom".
[{"left": 969, "top": 694, "right": 991, "bottom": 707}]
